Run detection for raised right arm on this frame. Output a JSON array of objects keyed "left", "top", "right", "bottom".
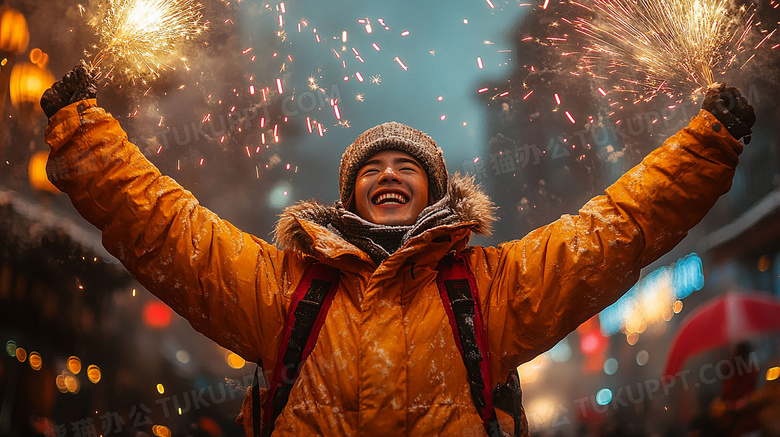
[{"left": 45, "top": 98, "right": 298, "bottom": 364}]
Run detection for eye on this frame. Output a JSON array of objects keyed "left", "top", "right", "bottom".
[{"left": 360, "top": 168, "right": 379, "bottom": 176}]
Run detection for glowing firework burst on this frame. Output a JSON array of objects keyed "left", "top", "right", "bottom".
[
  {"left": 570, "top": 0, "right": 757, "bottom": 96},
  {"left": 90, "top": 0, "right": 204, "bottom": 77}
]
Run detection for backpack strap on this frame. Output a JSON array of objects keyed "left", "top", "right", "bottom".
[
  {"left": 436, "top": 252, "right": 529, "bottom": 437},
  {"left": 435, "top": 252, "right": 501, "bottom": 436},
  {"left": 258, "top": 262, "right": 340, "bottom": 436}
]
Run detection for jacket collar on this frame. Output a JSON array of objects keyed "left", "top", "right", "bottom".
[{"left": 273, "top": 173, "right": 496, "bottom": 269}]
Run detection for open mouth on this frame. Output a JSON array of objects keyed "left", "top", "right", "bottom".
[{"left": 372, "top": 192, "right": 409, "bottom": 205}]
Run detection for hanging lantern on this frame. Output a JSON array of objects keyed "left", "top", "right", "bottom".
[
  {"left": 9, "top": 61, "right": 55, "bottom": 109},
  {"left": 0, "top": 6, "right": 30, "bottom": 55}
]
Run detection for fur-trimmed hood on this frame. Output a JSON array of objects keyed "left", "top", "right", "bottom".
[{"left": 273, "top": 173, "right": 496, "bottom": 258}]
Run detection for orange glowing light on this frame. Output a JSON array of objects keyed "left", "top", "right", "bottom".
[
  {"left": 227, "top": 352, "right": 246, "bottom": 369},
  {"left": 28, "top": 151, "right": 59, "bottom": 194},
  {"left": 67, "top": 356, "right": 82, "bottom": 374},
  {"left": 15, "top": 347, "right": 27, "bottom": 362},
  {"left": 29, "top": 352, "right": 42, "bottom": 370},
  {"left": 0, "top": 6, "right": 30, "bottom": 54},
  {"left": 9, "top": 62, "right": 55, "bottom": 109},
  {"left": 87, "top": 365, "right": 101, "bottom": 383}
]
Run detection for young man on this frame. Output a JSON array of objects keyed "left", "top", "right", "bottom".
[{"left": 41, "top": 62, "right": 754, "bottom": 436}]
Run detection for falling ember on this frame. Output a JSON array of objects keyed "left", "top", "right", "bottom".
[
  {"left": 372, "top": 43, "right": 381, "bottom": 51},
  {"left": 249, "top": 85, "right": 255, "bottom": 95},
  {"left": 401, "top": 30, "right": 410, "bottom": 37},
  {"left": 754, "top": 29, "right": 776, "bottom": 49},
  {"left": 90, "top": 0, "right": 204, "bottom": 77},
  {"left": 523, "top": 90, "right": 534, "bottom": 100},
  {"left": 356, "top": 72, "right": 364, "bottom": 82},
  {"left": 598, "top": 87, "right": 607, "bottom": 96},
  {"left": 394, "top": 56, "right": 408, "bottom": 71},
  {"left": 477, "top": 57, "right": 484, "bottom": 69},
  {"left": 554, "top": 93, "right": 561, "bottom": 105},
  {"left": 542, "top": 0, "right": 550, "bottom": 9},
  {"left": 276, "top": 78, "right": 283, "bottom": 94},
  {"left": 342, "top": 30, "right": 348, "bottom": 42},
  {"left": 334, "top": 104, "right": 341, "bottom": 120},
  {"left": 478, "top": 87, "right": 489, "bottom": 93},
  {"left": 486, "top": 0, "right": 496, "bottom": 8},
  {"left": 565, "top": 111, "right": 576, "bottom": 124},
  {"left": 440, "top": 114, "right": 447, "bottom": 121}
]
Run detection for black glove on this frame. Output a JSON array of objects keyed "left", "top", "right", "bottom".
[
  {"left": 701, "top": 83, "right": 756, "bottom": 144},
  {"left": 40, "top": 60, "right": 97, "bottom": 119}
]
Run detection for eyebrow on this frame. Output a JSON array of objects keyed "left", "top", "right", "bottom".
[{"left": 362, "top": 157, "right": 422, "bottom": 168}]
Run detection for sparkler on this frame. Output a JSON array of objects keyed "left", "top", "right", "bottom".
[
  {"left": 570, "top": 0, "right": 760, "bottom": 97},
  {"left": 89, "top": 0, "right": 204, "bottom": 77}
]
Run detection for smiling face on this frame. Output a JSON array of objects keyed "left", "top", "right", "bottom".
[{"left": 353, "top": 150, "right": 430, "bottom": 226}]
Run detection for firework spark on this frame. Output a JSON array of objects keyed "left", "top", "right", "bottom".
[
  {"left": 571, "top": 0, "right": 758, "bottom": 96},
  {"left": 90, "top": 0, "right": 204, "bottom": 77}
]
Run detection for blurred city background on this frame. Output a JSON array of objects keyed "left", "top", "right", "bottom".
[{"left": 1, "top": 0, "right": 779, "bottom": 436}]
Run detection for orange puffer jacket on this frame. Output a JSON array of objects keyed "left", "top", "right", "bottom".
[{"left": 45, "top": 99, "right": 741, "bottom": 436}]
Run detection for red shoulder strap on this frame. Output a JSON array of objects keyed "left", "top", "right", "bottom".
[
  {"left": 259, "top": 261, "right": 339, "bottom": 435},
  {"left": 435, "top": 252, "right": 501, "bottom": 436}
]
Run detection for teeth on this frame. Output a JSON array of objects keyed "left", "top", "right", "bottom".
[{"left": 373, "top": 192, "right": 408, "bottom": 205}]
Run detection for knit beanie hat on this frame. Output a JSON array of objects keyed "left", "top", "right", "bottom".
[{"left": 339, "top": 122, "right": 448, "bottom": 207}]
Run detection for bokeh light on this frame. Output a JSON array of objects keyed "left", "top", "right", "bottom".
[
  {"left": 64, "top": 375, "right": 79, "bottom": 394},
  {"left": 226, "top": 352, "right": 246, "bottom": 369},
  {"left": 0, "top": 6, "right": 30, "bottom": 54},
  {"left": 15, "top": 346, "right": 27, "bottom": 362},
  {"left": 67, "top": 356, "right": 82, "bottom": 374},
  {"left": 9, "top": 62, "right": 55, "bottom": 109},
  {"left": 5, "top": 340, "right": 17, "bottom": 357},
  {"left": 603, "top": 358, "right": 618, "bottom": 375},
  {"left": 143, "top": 301, "right": 174, "bottom": 329},
  {"left": 28, "top": 351, "right": 42, "bottom": 370},
  {"left": 176, "top": 350, "right": 190, "bottom": 364},
  {"left": 549, "top": 339, "right": 572, "bottom": 362},
  {"left": 636, "top": 350, "right": 649, "bottom": 366},
  {"left": 268, "top": 182, "right": 293, "bottom": 209},
  {"left": 87, "top": 365, "right": 101, "bottom": 383},
  {"left": 55, "top": 375, "right": 67, "bottom": 393},
  {"left": 767, "top": 367, "right": 780, "bottom": 381},
  {"left": 596, "top": 388, "right": 613, "bottom": 406},
  {"left": 152, "top": 425, "right": 172, "bottom": 437},
  {"left": 28, "top": 151, "right": 59, "bottom": 194}
]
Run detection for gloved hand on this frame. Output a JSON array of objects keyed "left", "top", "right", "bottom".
[
  {"left": 701, "top": 83, "right": 756, "bottom": 144},
  {"left": 40, "top": 60, "right": 97, "bottom": 119}
]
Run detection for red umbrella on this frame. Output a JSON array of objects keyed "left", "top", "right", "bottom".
[{"left": 663, "top": 291, "right": 780, "bottom": 376}]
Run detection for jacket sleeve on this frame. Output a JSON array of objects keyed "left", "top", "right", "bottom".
[
  {"left": 45, "top": 99, "right": 296, "bottom": 364},
  {"left": 469, "top": 109, "right": 743, "bottom": 376}
]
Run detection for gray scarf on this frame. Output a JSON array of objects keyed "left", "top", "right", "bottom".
[{"left": 327, "top": 196, "right": 459, "bottom": 264}]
